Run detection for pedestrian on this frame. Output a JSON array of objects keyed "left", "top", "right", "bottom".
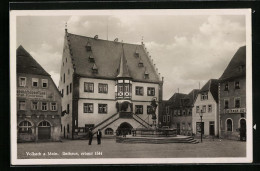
[
  {"left": 97, "top": 129, "right": 102, "bottom": 145},
  {"left": 88, "top": 128, "right": 93, "bottom": 145}
]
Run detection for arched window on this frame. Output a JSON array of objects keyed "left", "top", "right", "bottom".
[
  {"left": 38, "top": 121, "right": 51, "bottom": 127},
  {"left": 105, "top": 128, "right": 114, "bottom": 135},
  {"left": 226, "top": 119, "right": 233, "bottom": 131},
  {"left": 19, "top": 121, "right": 32, "bottom": 133}
]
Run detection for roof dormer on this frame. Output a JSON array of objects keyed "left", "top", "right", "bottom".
[
  {"left": 92, "top": 63, "right": 98, "bottom": 74},
  {"left": 86, "top": 41, "right": 92, "bottom": 52},
  {"left": 134, "top": 48, "right": 139, "bottom": 57},
  {"left": 138, "top": 59, "right": 144, "bottom": 67},
  {"left": 144, "top": 68, "right": 149, "bottom": 79},
  {"left": 89, "top": 55, "right": 95, "bottom": 63}
]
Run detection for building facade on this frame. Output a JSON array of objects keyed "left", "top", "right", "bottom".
[
  {"left": 59, "top": 30, "right": 163, "bottom": 139},
  {"left": 219, "top": 46, "right": 246, "bottom": 141},
  {"left": 162, "top": 89, "right": 199, "bottom": 136},
  {"left": 17, "top": 46, "right": 62, "bottom": 142},
  {"left": 192, "top": 79, "right": 219, "bottom": 137}
]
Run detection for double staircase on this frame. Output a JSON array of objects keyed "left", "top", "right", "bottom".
[{"left": 76, "top": 112, "right": 152, "bottom": 139}]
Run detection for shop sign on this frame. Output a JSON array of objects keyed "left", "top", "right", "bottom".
[
  {"left": 225, "top": 108, "right": 246, "bottom": 114},
  {"left": 17, "top": 89, "right": 46, "bottom": 99}
]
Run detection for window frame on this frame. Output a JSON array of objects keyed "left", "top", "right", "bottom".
[
  {"left": 98, "top": 83, "right": 108, "bottom": 94},
  {"left": 135, "top": 105, "right": 143, "bottom": 114},
  {"left": 19, "top": 77, "right": 26, "bottom": 87},
  {"left": 32, "top": 78, "right": 39, "bottom": 87},
  {"left": 84, "top": 103, "right": 94, "bottom": 113},
  {"left": 234, "top": 97, "right": 241, "bottom": 108},
  {"left": 98, "top": 104, "right": 108, "bottom": 114},
  {"left": 167, "top": 115, "right": 170, "bottom": 122},
  {"left": 19, "top": 101, "right": 26, "bottom": 110},
  {"left": 147, "top": 87, "right": 155, "bottom": 96},
  {"left": 224, "top": 99, "right": 229, "bottom": 109},
  {"left": 235, "top": 81, "right": 240, "bottom": 89},
  {"left": 163, "top": 115, "right": 166, "bottom": 122},
  {"left": 135, "top": 86, "right": 144, "bottom": 96},
  {"left": 224, "top": 82, "right": 229, "bottom": 91},
  {"left": 31, "top": 101, "right": 38, "bottom": 110},
  {"left": 41, "top": 102, "right": 48, "bottom": 111},
  {"left": 208, "top": 104, "right": 212, "bottom": 113},
  {"left": 42, "top": 79, "right": 48, "bottom": 88},
  {"left": 196, "top": 106, "right": 200, "bottom": 113},
  {"left": 84, "top": 82, "right": 94, "bottom": 93},
  {"left": 226, "top": 119, "right": 233, "bottom": 132},
  {"left": 18, "top": 121, "right": 32, "bottom": 133},
  {"left": 51, "top": 102, "right": 57, "bottom": 111}
]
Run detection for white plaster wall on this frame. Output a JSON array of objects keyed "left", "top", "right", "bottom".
[
  {"left": 79, "top": 78, "right": 115, "bottom": 99},
  {"left": 192, "top": 92, "right": 218, "bottom": 136},
  {"left": 77, "top": 99, "right": 117, "bottom": 127},
  {"left": 132, "top": 82, "right": 159, "bottom": 101}
]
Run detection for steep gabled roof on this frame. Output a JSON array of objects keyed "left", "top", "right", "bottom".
[
  {"left": 219, "top": 46, "right": 246, "bottom": 81},
  {"left": 17, "top": 45, "right": 50, "bottom": 76},
  {"left": 66, "top": 32, "right": 160, "bottom": 82},
  {"left": 185, "top": 89, "right": 200, "bottom": 106},
  {"left": 199, "top": 79, "right": 219, "bottom": 102}
]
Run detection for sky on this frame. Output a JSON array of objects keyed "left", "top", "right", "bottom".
[{"left": 16, "top": 12, "right": 246, "bottom": 100}]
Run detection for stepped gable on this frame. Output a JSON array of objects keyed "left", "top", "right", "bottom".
[
  {"left": 66, "top": 32, "right": 160, "bottom": 82},
  {"left": 16, "top": 45, "right": 50, "bottom": 76},
  {"left": 200, "top": 79, "right": 219, "bottom": 102},
  {"left": 219, "top": 46, "right": 246, "bottom": 81}
]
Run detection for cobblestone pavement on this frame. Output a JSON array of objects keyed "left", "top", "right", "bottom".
[{"left": 17, "top": 138, "right": 246, "bottom": 159}]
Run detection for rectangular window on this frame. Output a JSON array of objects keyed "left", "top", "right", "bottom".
[
  {"left": 135, "top": 86, "right": 143, "bottom": 96},
  {"left": 167, "top": 115, "right": 170, "bottom": 122},
  {"left": 67, "top": 104, "right": 70, "bottom": 114},
  {"left": 32, "top": 78, "right": 39, "bottom": 87},
  {"left": 177, "top": 110, "right": 180, "bottom": 116},
  {"left": 98, "top": 104, "right": 107, "bottom": 114},
  {"left": 41, "top": 102, "right": 47, "bottom": 111},
  {"left": 63, "top": 73, "right": 65, "bottom": 83},
  {"left": 98, "top": 83, "right": 108, "bottom": 93},
  {"left": 84, "top": 82, "right": 94, "bottom": 92},
  {"left": 163, "top": 115, "right": 166, "bottom": 122},
  {"left": 144, "top": 74, "right": 149, "bottom": 79},
  {"left": 196, "top": 106, "right": 200, "bottom": 113},
  {"left": 84, "top": 103, "right": 93, "bottom": 113},
  {"left": 208, "top": 104, "right": 212, "bottom": 113},
  {"left": 135, "top": 105, "right": 143, "bottom": 114},
  {"left": 182, "top": 110, "right": 186, "bottom": 116},
  {"left": 188, "top": 109, "right": 192, "bottom": 115},
  {"left": 235, "top": 98, "right": 241, "bottom": 108},
  {"left": 202, "top": 105, "right": 206, "bottom": 113},
  {"left": 224, "top": 99, "right": 229, "bottom": 109},
  {"left": 51, "top": 102, "right": 57, "bottom": 111},
  {"left": 147, "top": 87, "right": 155, "bottom": 96},
  {"left": 166, "top": 106, "right": 169, "bottom": 114},
  {"left": 70, "top": 83, "right": 72, "bottom": 93},
  {"left": 19, "top": 101, "right": 26, "bottom": 110},
  {"left": 86, "top": 45, "right": 92, "bottom": 51},
  {"left": 42, "top": 79, "right": 48, "bottom": 88},
  {"left": 31, "top": 101, "right": 38, "bottom": 110},
  {"left": 147, "top": 105, "right": 153, "bottom": 114},
  {"left": 19, "top": 77, "right": 26, "bottom": 87},
  {"left": 235, "top": 81, "right": 240, "bottom": 89},
  {"left": 174, "top": 110, "right": 177, "bottom": 116},
  {"left": 61, "top": 89, "right": 64, "bottom": 97},
  {"left": 224, "top": 82, "right": 229, "bottom": 91},
  {"left": 67, "top": 85, "right": 69, "bottom": 95},
  {"left": 201, "top": 92, "right": 208, "bottom": 100}
]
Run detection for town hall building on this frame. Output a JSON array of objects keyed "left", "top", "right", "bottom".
[{"left": 59, "top": 29, "right": 164, "bottom": 139}]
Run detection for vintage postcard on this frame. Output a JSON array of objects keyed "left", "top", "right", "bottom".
[{"left": 10, "top": 9, "right": 252, "bottom": 165}]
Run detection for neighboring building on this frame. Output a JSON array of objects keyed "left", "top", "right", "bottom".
[
  {"left": 59, "top": 30, "right": 163, "bottom": 139},
  {"left": 192, "top": 79, "right": 219, "bottom": 137},
  {"left": 162, "top": 89, "right": 199, "bottom": 136},
  {"left": 219, "top": 46, "right": 246, "bottom": 140},
  {"left": 17, "top": 46, "right": 62, "bottom": 142}
]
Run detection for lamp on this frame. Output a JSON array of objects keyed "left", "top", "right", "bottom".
[{"left": 199, "top": 109, "right": 204, "bottom": 143}]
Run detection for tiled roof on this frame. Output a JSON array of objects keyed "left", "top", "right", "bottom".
[
  {"left": 199, "top": 79, "right": 219, "bottom": 102},
  {"left": 66, "top": 32, "right": 160, "bottom": 82},
  {"left": 219, "top": 46, "right": 246, "bottom": 81},
  {"left": 185, "top": 89, "right": 200, "bottom": 106},
  {"left": 17, "top": 45, "right": 50, "bottom": 76}
]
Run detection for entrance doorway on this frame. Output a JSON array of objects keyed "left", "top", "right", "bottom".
[
  {"left": 177, "top": 123, "right": 180, "bottom": 135},
  {"left": 117, "top": 122, "right": 133, "bottom": 136},
  {"left": 240, "top": 119, "right": 246, "bottom": 141},
  {"left": 209, "top": 121, "right": 215, "bottom": 136},
  {"left": 38, "top": 121, "right": 51, "bottom": 140}
]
